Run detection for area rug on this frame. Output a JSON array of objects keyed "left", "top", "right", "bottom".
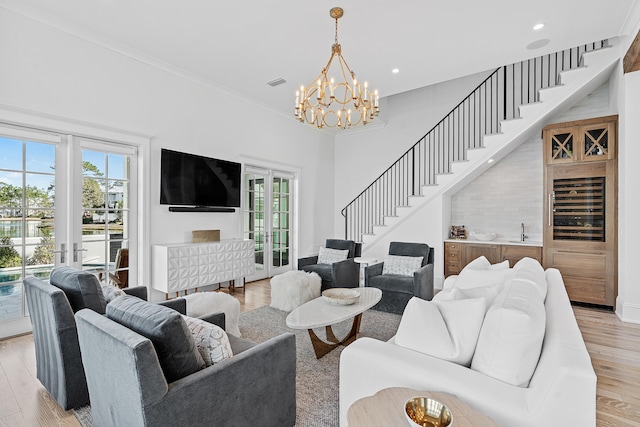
[{"left": 73, "top": 305, "right": 401, "bottom": 427}]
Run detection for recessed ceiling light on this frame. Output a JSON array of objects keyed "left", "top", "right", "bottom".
[
  {"left": 392, "top": 68, "right": 400, "bottom": 74},
  {"left": 487, "top": 158, "right": 495, "bottom": 164},
  {"left": 533, "top": 23, "right": 545, "bottom": 31}
]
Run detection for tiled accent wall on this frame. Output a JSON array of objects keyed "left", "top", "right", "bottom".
[
  {"left": 451, "top": 81, "right": 611, "bottom": 243},
  {"left": 451, "top": 139, "right": 544, "bottom": 241}
]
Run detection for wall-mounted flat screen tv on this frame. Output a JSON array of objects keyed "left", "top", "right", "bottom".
[{"left": 160, "top": 148, "right": 241, "bottom": 208}]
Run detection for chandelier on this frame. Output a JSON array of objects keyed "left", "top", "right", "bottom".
[{"left": 295, "top": 7, "right": 379, "bottom": 129}]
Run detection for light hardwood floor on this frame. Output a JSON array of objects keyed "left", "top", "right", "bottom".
[{"left": 1, "top": 280, "right": 639, "bottom": 426}]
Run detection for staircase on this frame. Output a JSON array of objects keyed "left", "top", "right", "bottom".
[{"left": 341, "top": 40, "right": 619, "bottom": 250}]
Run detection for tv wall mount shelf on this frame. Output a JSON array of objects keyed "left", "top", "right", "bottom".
[{"left": 168, "top": 206, "right": 236, "bottom": 213}]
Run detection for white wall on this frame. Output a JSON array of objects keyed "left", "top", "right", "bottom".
[
  {"left": 616, "top": 41, "right": 640, "bottom": 323},
  {"left": 0, "top": 9, "right": 335, "bottom": 297}
]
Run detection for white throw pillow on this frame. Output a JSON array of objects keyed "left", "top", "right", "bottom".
[
  {"left": 433, "top": 283, "right": 502, "bottom": 305},
  {"left": 513, "top": 257, "right": 547, "bottom": 300},
  {"left": 395, "top": 296, "right": 488, "bottom": 366},
  {"left": 101, "top": 283, "right": 126, "bottom": 303},
  {"left": 382, "top": 255, "right": 424, "bottom": 276},
  {"left": 182, "top": 315, "right": 233, "bottom": 366},
  {"left": 471, "top": 279, "right": 546, "bottom": 387},
  {"left": 488, "top": 260, "right": 510, "bottom": 270},
  {"left": 461, "top": 256, "right": 509, "bottom": 272},
  {"left": 462, "top": 256, "right": 491, "bottom": 270},
  {"left": 317, "top": 247, "right": 349, "bottom": 265},
  {"left": 453, "top": 267, "right": 515, "bottom": 290}
]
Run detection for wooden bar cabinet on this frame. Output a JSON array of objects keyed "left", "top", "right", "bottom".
[{"left": 542, "top": 115, "right": 617, "bottom": 307}]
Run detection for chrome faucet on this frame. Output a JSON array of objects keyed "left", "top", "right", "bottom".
[{"left": 521, "top": 223, "right": 528, "bottom": 242}]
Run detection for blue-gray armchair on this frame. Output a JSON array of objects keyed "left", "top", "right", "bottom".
[
  {"left": 74, "top": 297, "right": 297, "bottom": 427},
  {"left": 364, "top": 242, "right": 434, "bottom": 314},
  {"left": 298, "top": 239, "right": 362, "bottom": 291},
  {"left": 23, "top": 266, "right": 193, "bottom": 410}
]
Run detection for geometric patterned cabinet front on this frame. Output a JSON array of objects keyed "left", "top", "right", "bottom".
[{"left": 152, "top": 239, "right": 255, "bottom": 294}]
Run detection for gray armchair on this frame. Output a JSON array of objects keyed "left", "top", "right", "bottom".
[
  {"left": 298, "top": 239, "right": 362, "bottom": 291},
  {"left": 365, "top": 242, "right": 434, "bottom": 314},
  {"left": 74, "top": 303, "right": 297, "bottom": 427},
  {"left": 23, "top": 267, "right": 197, "bottom": 410}
]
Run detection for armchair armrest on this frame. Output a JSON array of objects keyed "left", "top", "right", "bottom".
[
  {"left": 331, "top": 258, "right": 359, "bottom": 288},
  {"left": 146, "top": 333, "right": 297, "bottom": 426},
  {"left": 297, "top": 255, "right": 319, "bottom": 269},
  {"left": 158, "top": 298, "right": 187, "bottom": 314},
  {"left": 122, "top": 286, "right": 148, "bottom": 300},
  {"left": 413, "top": 263, "right": 435, "bottom": 301},
  {"left": 199, "top": 312, "right": 226, "bottom": 330},
  {"left": 364, "top": 262, "right": 384, "bottom": 286}
]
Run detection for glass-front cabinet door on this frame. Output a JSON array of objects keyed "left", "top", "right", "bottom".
[{"left": 551, "top": 176, "right": 605, "bottom": 242}]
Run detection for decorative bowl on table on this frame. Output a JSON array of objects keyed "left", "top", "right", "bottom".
[
  {"left": 470, "top": 231, "right": 496, "bottom": 241},
  {"left": 322, "top": 288, "right": 360, "bottom": 305},
  {"left": 405, "top": 396, "right": 452, "bottom": 427}
]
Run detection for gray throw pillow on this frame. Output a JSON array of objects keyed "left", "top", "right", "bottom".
[
  {"left": 50, "top": 266, "right": 107, "bottom": 314},
  {"left": 107, "top": 295, "right": 205, "bottom": 382}
]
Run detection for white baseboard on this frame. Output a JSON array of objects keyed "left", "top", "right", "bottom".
[{"left": 615, "top": 297, "right": 640, "bottom": 324}]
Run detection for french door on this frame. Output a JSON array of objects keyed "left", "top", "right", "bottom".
[
  {"left": 0, "top": 126, "right": 138, "bottom": 338},
  {"left": 243, "top": 166, "right": 294, "bottom": 281},
  {"left": 73, "top": 141, "right": 137, "bottom": 287}
]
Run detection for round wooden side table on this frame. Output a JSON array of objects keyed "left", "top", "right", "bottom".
[{"left": 347, "top": 387, "right": 500, "bottom": 426}]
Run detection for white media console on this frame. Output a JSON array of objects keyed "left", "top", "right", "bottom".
[{"left": 152, "top": 239, "right": 255, "bottom": 295}]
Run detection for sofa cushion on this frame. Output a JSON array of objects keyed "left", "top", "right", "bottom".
[
  {"left": 433, "top": 283, "right": 502, "bottom": 305},
  {"left": 182, "top": 315, "right": 233, "bottom": 366},
  {"left": 317, "top": 247, "right": 349, "bottom": 265},
  {"left": 50, "top": 266, "right": 107, "bottom": 314},
  {"left": 395, "top": 296, "right": 488, "bottom": 366},
  {"left": 453, "top": 267, "right": 515, "bottom": 290},
  {"left": 368, "top": 274, "right": 414, "bottom": 293},
  {"left": 106, "top": 295, "right": 205, "bottom": 382},
  {"left": 471, "top": 279, "right": 546, "bottom": 387},
  {"left": 382, "top": 255, "right": 423, "bottom": 276}
]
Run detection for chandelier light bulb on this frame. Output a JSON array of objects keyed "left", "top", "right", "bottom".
[{"left": 295, "top": 7, "right": 379, "bottom": 129}]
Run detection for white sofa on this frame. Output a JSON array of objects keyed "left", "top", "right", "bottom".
[{"left": 339, "top": 267, "right": 596, "bottom": 426}]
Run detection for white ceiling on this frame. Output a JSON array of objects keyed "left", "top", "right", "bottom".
[{"left": 3, "top": 0, "right": 640, "bottom": 119}]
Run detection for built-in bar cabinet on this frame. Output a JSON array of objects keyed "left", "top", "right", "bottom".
[{"left": 543, "top": 115, "right": 617, "bottom": 306}]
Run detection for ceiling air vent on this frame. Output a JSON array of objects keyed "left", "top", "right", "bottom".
[{"left": 266, "top": 77, "right": 287, "bottom": 87}]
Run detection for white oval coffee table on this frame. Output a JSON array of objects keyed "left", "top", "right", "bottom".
[{"left": 286, "top": 287, "right": 382, "bottom": 358}]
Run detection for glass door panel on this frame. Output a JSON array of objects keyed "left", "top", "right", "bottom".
[
  {"left": 244, "top": 173, "right": 266, "bottom": 277},
  {"left": 1, "top": 136, "right": 59, "bottom": 325},
  {"left": 243, "top": 168, "right": 294, "bottom": 281},
  {"left": 552, "top": 177, "right": 605, "bottom": 241},
  {"left": 79, "top": 148, "right": 132, "bottom": 288}
]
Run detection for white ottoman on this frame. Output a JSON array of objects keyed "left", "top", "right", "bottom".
[
  {"left": 183, "top": 291, "right": 241, "bottom": 337},
  {"left": 270, "top": 270, "right": 322, "bottom": 311}
]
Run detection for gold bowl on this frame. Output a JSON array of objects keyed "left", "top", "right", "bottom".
[{"left": 404, "top": 397, "right": 452, "bottom": 427}]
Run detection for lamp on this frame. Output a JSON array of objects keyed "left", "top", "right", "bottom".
[{"left": 295, "top": 7, "right": 379, "bottom": 129}]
